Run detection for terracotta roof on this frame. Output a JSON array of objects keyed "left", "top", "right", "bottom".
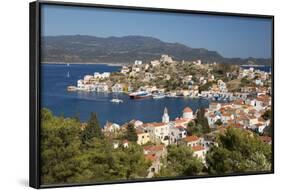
[
  {"left": 184, "top": 135, "right": 199, "bottom": 142},
  {"left": 136, "top": 128, "right": 146, "bottom": 134},
  {"left": 143, "top": 145, "right": 164, "bottom": 152},
  {"left": 192, "top": 145, "right": 205, "bottom": 151},
  {"left": 175, "top": 125, "right": 185, "bottom": 130},
  {"left": 175, "top": 118, "right": 191, "bottom": 124},
  {"left": 183, "top": 107, "right": 193, "bottom": 113},
  {"left": 145, "top": 154, "right": 157, "bottom": 161},
  {"left": 143, "top": 122, "right": 166, "bottom": 127}
]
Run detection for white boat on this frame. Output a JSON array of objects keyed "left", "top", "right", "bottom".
[
  {"left": 110, "top": 98, "right": 123, "bottom": 103},
  {"left": 129, "top": 91, "right": 152, "bottom": 99},
  {"left": 166, "top": 93, "right": 178, "bottom": 98},
  {"left": 153, "top": 93, "right": 166, "bottom": 99}
]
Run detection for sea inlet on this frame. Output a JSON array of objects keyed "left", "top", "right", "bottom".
[{"left": 41, "top": 63, "right": 210, "bottom": 127}]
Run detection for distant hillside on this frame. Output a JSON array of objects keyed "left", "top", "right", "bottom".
[{"left": 41, "top": 35, "right": 271, "bottom": 65}]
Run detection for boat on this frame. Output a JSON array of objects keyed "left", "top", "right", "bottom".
[
  {"left": 153, "top": 93, "right": 166, "bottom": 99},
  {"left": 67, "top": 86, "right": 77, "bottom": 92},
  {"left": 129, "top": 91, "right": 152, "bottom": 99},
  {"left": 110, "top": 98, "right": 123, "bottom": 103},
  {"left": 166, "top": 92, "right": 178, "bottom": 98}
]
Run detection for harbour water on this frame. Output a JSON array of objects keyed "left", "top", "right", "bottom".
[{"left": 41, "top": 63, "right": 210, "bottom": 126}]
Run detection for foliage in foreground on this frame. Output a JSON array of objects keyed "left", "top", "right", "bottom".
[
  {"left": 206, "top": 127, "right": 272, "bottom": 174},
  {"left": 41, "top": 108, "right": 150, "bottom": 185},
  {"left": 40, "top": 108, "right": 272, "bottom": 184},
  {"left": 157, "top": 144, "right": 203, "bottom": 177}
]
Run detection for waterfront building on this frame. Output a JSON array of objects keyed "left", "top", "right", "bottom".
[
  {"left": 111, "top": 83, "right": 124, "bottom": 93},
  {"left": 83, "top": 75, "right": 94, "bottom": 82}
]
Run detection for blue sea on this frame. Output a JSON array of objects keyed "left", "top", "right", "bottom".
[
  {"left": 241, "top": 65, "right": 272, "bottom": 72},
  {"left": 41, "top": 64, "right": 209, "bottom": 127}
]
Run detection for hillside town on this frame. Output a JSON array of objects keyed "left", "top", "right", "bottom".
[
  {"left": 67, "top": 54, "right": 271, "bottom": 101},
  {"left": 65, "top": 54, "right": 272, "bottom": 178},
  {"left": 102, "top": 97, "right": 271, "bottom": 177}
]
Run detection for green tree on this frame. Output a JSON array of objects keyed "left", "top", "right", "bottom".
[
  {"left": 40, "top": 108, "right": 151, "bottom": 184},
  {"left": 84, "top": 139, "right": 150, "bottom": 180},
  {"left": 125, "top": 123, "right": 138, "bottom": 142},
  {"left": 195, "top": 108, "right": 211, "bottom": 134},
  {"left": 41, "top": 109, "right": 91, "bottom": 184},
  {"left": 198, "top": 81, "right": 214, "bottom": 93},
  {"left": 157, "top": 145, "right": 203, "bottom": 177},
  {"left": 206, "top": 127, "right": 272, "bottom": 174},
  {"left": 82, "top": 112, "right": 103, "bottom": 142},
  {"left": 186, "top": 121, "right": 203, "bottom": 136},
  {"left": 240, "top": 77, "right": 252, "bottom": 87}
]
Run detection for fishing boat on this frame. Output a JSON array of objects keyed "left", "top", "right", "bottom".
[
  {"left": 110, "top": 98, "right": 123, "bottom": 103},
  {"left": 129, "top": 91, "right": 152, "bottom": 99}
]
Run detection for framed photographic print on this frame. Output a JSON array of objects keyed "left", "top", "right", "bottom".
[{"left": 29, "top": 1, "right": 274, "bottom": 188}]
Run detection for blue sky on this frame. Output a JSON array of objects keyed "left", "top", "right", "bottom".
[{"left": 41, "top": 4, "right": 272, "bottom": 59}]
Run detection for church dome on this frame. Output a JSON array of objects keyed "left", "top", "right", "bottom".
[{"left": 183, "top": 107, "right": 193, "bottom": 113}]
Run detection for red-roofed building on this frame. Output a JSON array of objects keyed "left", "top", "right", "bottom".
[
  {"left": 174, "top": 118, "right": 192, "bottom": 127},
  {"left": 183, "top": 135, "right": 202, "bottom": 147},
  {"left": 143, "top": 145, "right": 167, "bottom": 178},
  {"left": 144, "top": 122, "right": 169, "bottom": 145},
  {"left": 192, "top": 145, "right": 208, "bottom": 162},
  {"left": 136, "top": 128, "right": 150, "bottom": 145}
]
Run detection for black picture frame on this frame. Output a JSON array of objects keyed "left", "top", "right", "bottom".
[{"left": 29, "top": 0, "right": 274, "bottom": 188}]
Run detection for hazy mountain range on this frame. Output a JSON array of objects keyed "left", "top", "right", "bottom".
[{"left": 41, "top": 35, "right": 271, "bottom": 65}]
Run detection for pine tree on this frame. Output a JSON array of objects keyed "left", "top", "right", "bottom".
[
  {"left": 125, "top": 123, "right": 138, "bottom": 142},
  {"left": 195, "top": 108, "right": 210, "bottom": 134},
  {"left": 82, "top": 112, "right": 103, "bottom": 142}
]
